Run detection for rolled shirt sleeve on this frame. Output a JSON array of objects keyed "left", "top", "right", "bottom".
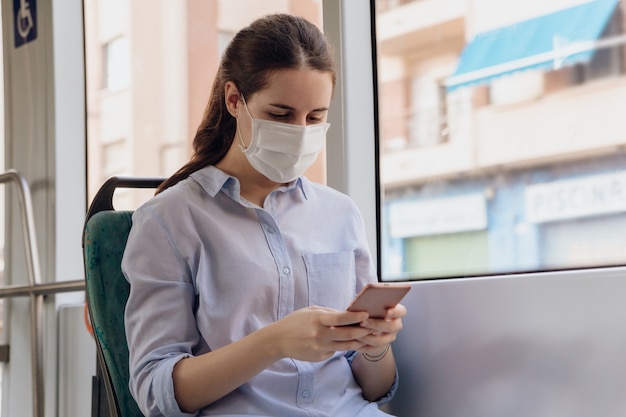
[{"left": 123, "top": 206, "right": 201, "bottom": 417}]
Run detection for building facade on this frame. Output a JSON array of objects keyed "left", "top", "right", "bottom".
[{"left": 376, "top": 0, "right": 626, "bottom": 278}]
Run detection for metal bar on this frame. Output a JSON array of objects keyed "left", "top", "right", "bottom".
[
  {"left": 30, "top": 293, "right": 44, "bottom": 417},
  {"left": 4, "top": 170, "right": 43, "bottom": 288},
  {"left": 12, "top": 170, "right": 42, "bottom": 417},
  {"left": 0, "top": 279, "right": 86, "bottom": 298},
  {"left": 0, "top": 169, "right": 47, "bottom": 417}
]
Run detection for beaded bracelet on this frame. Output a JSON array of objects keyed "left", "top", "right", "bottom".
[{"left": 362, "top": 344, "right": 390, "bottom": 362}]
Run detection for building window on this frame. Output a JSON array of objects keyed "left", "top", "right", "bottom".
[
  {"left": 160, "top": 142, "right": 186, "bottom": 178},
  {"left": 102, "top": 139, "right": 129, "bottom": 179},
  {"left": 408, "top": 77, "right": 449, "bottom": 148},
  {"left": 103, "top": 37, "right": 130, "bottom": 91},
  {"left": 572, "top": 8, "right": 624, "bottom": 84},
  {"left": 437, "top": 81, "right": 449, "bottom": 142},
  {"left": 218, "top": 31, "right": 234, "bottom": 58}
]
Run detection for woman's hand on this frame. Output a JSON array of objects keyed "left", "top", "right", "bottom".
[
  {"left": 266, "top": 306, "right": 373, "bottom": 362},
  {"left": 354, "top": 303, "right": 407, "bottom": 355}
]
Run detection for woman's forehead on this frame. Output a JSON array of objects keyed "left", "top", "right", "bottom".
[{"left": 252, "top": 68, "right": 334, "bottom": 108}]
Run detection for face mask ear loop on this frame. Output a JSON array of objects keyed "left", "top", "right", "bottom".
[{"left": 237, "top": 94, "right": 251, "bottom": 152}]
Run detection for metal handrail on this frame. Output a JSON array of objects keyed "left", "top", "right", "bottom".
[
  {"left": 0, "top": 279, "right": 85, "bottom": 298},
  {"left": 0, "top": 169, "right": 86, "bottom": 417}
]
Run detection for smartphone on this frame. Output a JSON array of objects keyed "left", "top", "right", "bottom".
[{"left": 347, "top": 283, "right": 411, "bottom": 319}]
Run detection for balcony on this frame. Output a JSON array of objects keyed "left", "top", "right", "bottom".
[
  {"left": 376, "top": 0, "right": 467, "bottom": 56},
  {"left": 475, "top": 75, "right": 626, "bottom": 167},
  {"left": 381, "top": 75, "right": 626, "bottom": 188}
]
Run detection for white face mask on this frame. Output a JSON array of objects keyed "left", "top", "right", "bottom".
[{"left": 237, "top": 98, "right": 330, "bottom": 183}]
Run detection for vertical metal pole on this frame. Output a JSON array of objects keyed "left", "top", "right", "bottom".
[{"left": 1, "top": 170, "right": 43, "bottom": 417}]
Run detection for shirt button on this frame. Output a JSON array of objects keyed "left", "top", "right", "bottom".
[
  {"left": 302, "top": 390, "right": 310, "bottom": 398},
  {"left": 283, "top": 267, "right": 290, "bottom": 275}
]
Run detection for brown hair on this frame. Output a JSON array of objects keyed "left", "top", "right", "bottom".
[{"left": 156, "top": 13, "right": 336, "bottom": 194}]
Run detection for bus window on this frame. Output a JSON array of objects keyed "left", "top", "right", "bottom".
[
  {"left": 84, "top": 0, "right": 325, "bottom": 210},
  {"left": 374, "top": 0, "right": 626, "bottom": 280}
]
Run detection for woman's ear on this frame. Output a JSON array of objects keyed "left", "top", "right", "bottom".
[{"left": 224, "top": 81, "right": 241, "bottom": 118}]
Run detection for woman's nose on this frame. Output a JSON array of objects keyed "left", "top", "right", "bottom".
[{"left": 292, "top": 115, "right": 307, "bottom": 126}]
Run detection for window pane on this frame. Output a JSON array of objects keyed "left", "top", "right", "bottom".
[
  {"left": 103, "top": 37, "right": 130, "bottom": 91},
  {"left": 102, "top": 139, "right": 129, "bottom": 178},
  {"left": 84, "top": 0, "right": 324, "bottom": 210},
  {"left": 375, "top": 0, "right": 626, "bottom": 280}
]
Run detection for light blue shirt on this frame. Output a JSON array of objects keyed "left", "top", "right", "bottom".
[{"left": 122, "top": 165, "right": 398, "bottom": 417}]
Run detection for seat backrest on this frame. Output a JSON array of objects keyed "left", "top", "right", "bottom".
[
  {"left": 83, "top": 176, "right": 164, "bottom": 417},
  {"left": 84, "top": 210, "right": 141, "bottom": 417}
]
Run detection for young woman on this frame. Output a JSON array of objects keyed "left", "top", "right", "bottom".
[{"left": 122, "top": 13, "right": 406, "bottom": 417}]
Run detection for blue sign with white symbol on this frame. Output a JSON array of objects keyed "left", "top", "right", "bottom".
[{"left": 14, "top": 0, "right": 37, "bottom": 48}]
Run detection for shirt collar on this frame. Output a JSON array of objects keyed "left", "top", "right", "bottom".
[
  {"left": 190, "top": 166, "right": 309, "bottom": 202},
  {"left": 293, "top": 177, "right": 309, "bottom": 200}
]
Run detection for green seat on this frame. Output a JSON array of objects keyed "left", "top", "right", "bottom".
[
  {"left": 83, "top": 177, "right": 164, "bottom": 417},
  {"left": 84, "top": 210, "right": 140, "bottom": 417}
]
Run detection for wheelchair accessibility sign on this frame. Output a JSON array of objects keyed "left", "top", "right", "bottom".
[{"left": 14, "top": 0, "right": 37, "bottom": 48}]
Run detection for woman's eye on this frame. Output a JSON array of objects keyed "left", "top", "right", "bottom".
[{"left": 270, "top": 113, "right": 289, "bottom": 120}]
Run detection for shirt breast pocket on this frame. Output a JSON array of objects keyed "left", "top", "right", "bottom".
[{"left": 303, "top": 251, "right": 356, "bottom": 311}]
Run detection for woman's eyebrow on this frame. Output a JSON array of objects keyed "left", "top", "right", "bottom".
[{"left": 269, "top": 103, "right": 329, "bottom": 112}]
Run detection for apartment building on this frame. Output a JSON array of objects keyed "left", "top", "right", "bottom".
[{"left": 376, "top": 0, "right": 626, "bottom": 278}]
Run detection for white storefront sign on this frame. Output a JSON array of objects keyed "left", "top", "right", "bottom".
[
  {"left": 388, "top": 193, "right": 487, "bottom": 238},
  {"left": 525, "top": 171, "right": 626, "bottom": 223}
]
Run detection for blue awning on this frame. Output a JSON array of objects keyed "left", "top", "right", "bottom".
[{"left": 446, "top": 0, "right": 620, "bottom": 91}]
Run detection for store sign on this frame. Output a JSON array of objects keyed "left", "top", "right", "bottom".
[
  {"left": 525, "top": 171, "right": 626, "bottom": 223},
  {"left": 388, "top": 193, "right": 487, "bottom": 238}
]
